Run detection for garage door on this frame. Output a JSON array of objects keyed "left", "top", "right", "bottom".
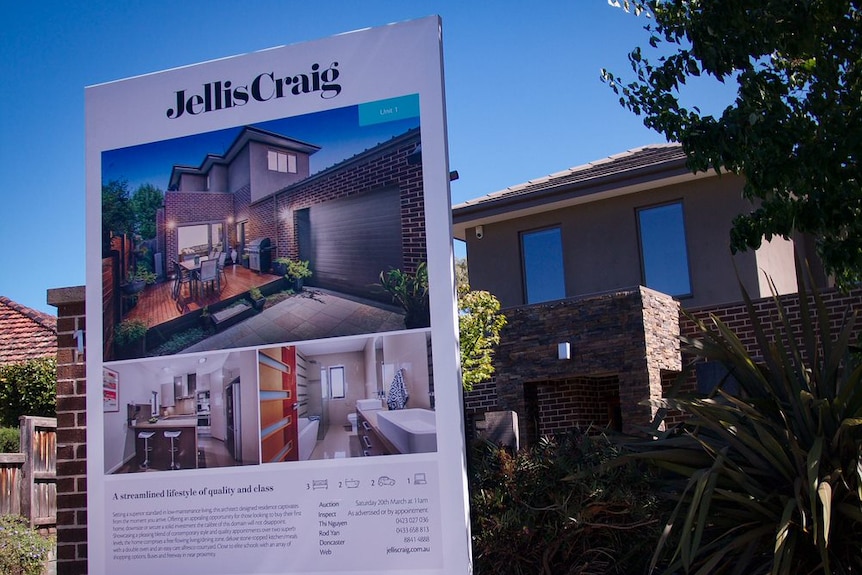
[{"left": 297, "top": 187, "right": 403, "bottom": 303}]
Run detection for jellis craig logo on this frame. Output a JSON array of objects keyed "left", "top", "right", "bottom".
[{"left": 166, "top": 62, "right": 341, "bottom": 119}]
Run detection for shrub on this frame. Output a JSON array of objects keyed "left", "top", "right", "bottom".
[
  {"left": 632, "top": 264, "right": 862, "bottom": 574},
  {"left": 470, "top": 430, "right": 667, "bottom": 574},
  {"left": 148, "top": 328, "right": 207, "bottom": 356},
  {"left": 114, "top": 319, "right": 147, "bottom": 347},
  {"left": 0, "top": 358, "right": 56, "bottom": 427},
  {"left": 0, "top": 428, "right": 19, "bottom": 453},
  {"left": 378, "top": 262, "right": 430, "bottom": 329},
  {"left": 0, "top": 515, "right": 53, "bottom": 575}
]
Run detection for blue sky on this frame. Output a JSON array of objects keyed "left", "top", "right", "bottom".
[{"left": 1, "top": 1, "right": 735, "bottom": 314}]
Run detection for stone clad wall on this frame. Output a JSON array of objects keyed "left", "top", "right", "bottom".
[{"left": 465, "top": 287, "right": 681, "bottom": 439}]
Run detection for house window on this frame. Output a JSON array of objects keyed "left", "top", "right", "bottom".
[
  {"left": 329, "top": 366, "right": 345, "bottom": 399},
  {"left": 521, "top": 227, "right": 565, "bottom": 304},
  {"left": 637, "top": 201, "right": 692, "bottom": 297},
  {"left": 267, "top": 150, "right": 297, "bottom": 174},
  {"left": 177, "top": 222, "right": 224, "bottom": 259}
]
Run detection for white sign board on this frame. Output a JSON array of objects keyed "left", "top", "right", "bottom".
[{"left": 85, "top": 17, "right": 471, "bottom": 574}]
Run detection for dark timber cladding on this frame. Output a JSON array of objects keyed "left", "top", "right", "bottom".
[{"left": 298, "top": 187, "right": 402, "bottom": 302}]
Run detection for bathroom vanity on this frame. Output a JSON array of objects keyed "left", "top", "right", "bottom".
[
  {"left": 131, "top": 417, "right": 198, "bottom": 470},
  {"left": 356, "top": 406, "right": 437, "bottom": 456},
  {"left": 357, "top": 408, "right": 397, "bottom": 456}
]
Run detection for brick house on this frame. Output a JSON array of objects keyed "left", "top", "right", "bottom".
[
  {"left": 453, "top": 143, "right": 843, "bottom": 441},
  {"left": 156, "top": 126, "right": 425, "bottom": 304},
  {"left": 0, "top": 296, "right": 57, "bottom": 365}
]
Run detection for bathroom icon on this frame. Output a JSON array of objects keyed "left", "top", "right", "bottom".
[
  {"left": 345, "top": 479, "right": 360, "bottom": 488},
  {"left": 413, "top": 472, "right": 427, "bottom": 485}
]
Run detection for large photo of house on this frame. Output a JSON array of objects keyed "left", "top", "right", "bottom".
[{"left": 101, "top": 96, "right": 428, "bottom": 362}]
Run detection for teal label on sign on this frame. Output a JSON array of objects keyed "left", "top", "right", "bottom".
[{"left": 358, "top": 94, "right": 419, "bottom": 126}]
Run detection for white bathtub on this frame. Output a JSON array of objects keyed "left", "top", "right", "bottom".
[
  {"left": 298, "top": 417, "right": 319, "bottom": 460},
  {"left": 376, "top": 409, "right": 437, "bottom": 454}
]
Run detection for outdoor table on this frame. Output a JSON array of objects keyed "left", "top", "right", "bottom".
[{"left": 179, "top": 256, "right": 211, "bottom": 299}]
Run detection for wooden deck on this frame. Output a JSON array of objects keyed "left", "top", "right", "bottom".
[{"left": 124, "top": 265, "right": 281, "bottom": 327}]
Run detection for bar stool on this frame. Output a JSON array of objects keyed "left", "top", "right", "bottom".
[
  {"left": 164, "top": 430, "right": 182, "bottom": 470},
  {"left": 138, "top": 431, "right": 155, "bottom": 470}
]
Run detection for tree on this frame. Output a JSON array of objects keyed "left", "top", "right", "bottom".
[
  {"left": 457, "top": 259, "right": 507, "bottom": 391},
  {"left": 455, "top": 256, "right": 470, "bottom": 294},
  {"left": 102, "top": 179, "right": 135, "bottom": 256},
  {"left": 602, "top": 1, "right": 862, "bottom": 288},
  {"left": 0, "top": 358, "right": 56, "bottom": 427},
  {"left": 130, "top": 183, "right": 164, "bottom": 240}
]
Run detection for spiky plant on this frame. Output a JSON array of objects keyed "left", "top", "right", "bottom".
[{"left": 635, "top": 264, "right": 862, "bottom": 574}]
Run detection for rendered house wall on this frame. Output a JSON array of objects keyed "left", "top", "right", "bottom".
[{"left": 463, "top": 173, "right": 792, "bottom": 310}]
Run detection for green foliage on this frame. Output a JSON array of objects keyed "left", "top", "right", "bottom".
[
  {"left": 148, "top": 328, "right": 207, "bottom": 356},
  {"left": 248, "top": 287, "right": 263, "bottom": 301},
  {"left": 101, "top": 179, "right": 135, "bottom": 256},
  {"left": 0, "top": 515, "right": 53, "bottom": 575},
  {"left": 603, "top": 1, "right": 862, "bottom": 289},
  {"left": 629, "top": 265, "right": 862, "bottom": 574},
  {"left": 379, "top": 262, "right": 430, "bottom": 328},
  {"left": 0, "top": 359, "right": 56, "bottom": 427},
  {"left": 0, "top": 428, "right": 19, "bottom": 453},
  {"left": 285, "top": 259, "right": 312, "bottom": 281},
  {"left": 470, "top": 431, "right": 667, "bottom": 575},
  {"left": 454, "top": 257, "right": 469, "bottom": 294},
  {"left": 128, "top": 268, "right": 157, "bottom": 285},
  {"left": 130, "top": 183, "right": 163, "bottom": 240},
  {"left": 114, "top": 319, "right": 147, "bottom": 347},
  {"left": 459, "top": 288, "right": 506, "bottom": 391}
]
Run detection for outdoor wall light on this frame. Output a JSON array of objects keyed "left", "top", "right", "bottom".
[
  {"left": 475, "top": 225, "right": 484, "bottom": 239},
  {"left": 558, "top": 342, "right": 571, "bottom": 360}
]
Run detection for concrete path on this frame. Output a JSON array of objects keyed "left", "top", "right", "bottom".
[{"left": 183, "top": 288, "right": 405, "bottom": 352}]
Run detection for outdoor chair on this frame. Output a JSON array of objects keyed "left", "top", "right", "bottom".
[
  {"left": 198, "top": 258, "right": 219, "bottom": 294},
  {"left": 217, "top": 252, "right": 227, "bottom": 286},
  {"left": 171, "top": 260, "right": 194, "bottom": 301}
]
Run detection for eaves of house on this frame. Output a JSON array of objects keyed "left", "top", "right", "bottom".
[
  {"left": 169, "top": 125, "right": 322, "bottom": 190},
  {"left": 452, "top": 143, "right": 716, "bottom": 239},
  {"left": 0, "top": 296, "right": 57, "bottom": 365}
]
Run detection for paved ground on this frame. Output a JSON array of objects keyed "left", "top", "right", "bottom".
[{"left": 183, "top": 288, "right": 405, "bottom": 352}]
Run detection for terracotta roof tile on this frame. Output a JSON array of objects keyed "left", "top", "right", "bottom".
[{"left": 0, "top": 296, "right": 57, "bottom": 365}]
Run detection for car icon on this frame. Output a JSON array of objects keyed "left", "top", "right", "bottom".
[{"left": 378, "top": 475, "right": 396, "bottom": 486}]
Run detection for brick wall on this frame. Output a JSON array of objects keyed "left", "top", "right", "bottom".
[
  {"left": 662, "top": 287, "right": 862, "bottom": 427},
  {"left": 162, "top": 191, "right": 234, "bottom": 263},
  {"left": 272, "top": 129, "right": 425, "bottom": 273},
  {"left": 529, "top": 375, "right": 619, "bottom": 436},
  {"left": 681, "top": 287, "right": 862, "bottom": 359},
  {"left": 48, "top": 286, "right": 88, "bottom": 575}
]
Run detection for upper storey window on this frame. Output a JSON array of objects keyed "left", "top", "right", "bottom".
[
  {"left": 637, "top": 201, "right": 692, "bottom": 297},
  {"left": 267, "top": 150, "right": 297, "bottom": 174},
  {"left": 521, "top": 226, "right": 566, "bottom": 304}
]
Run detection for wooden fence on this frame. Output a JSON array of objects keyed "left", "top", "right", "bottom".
[{"left": 0, "top": 416, "right": 57, "bottom": 528}]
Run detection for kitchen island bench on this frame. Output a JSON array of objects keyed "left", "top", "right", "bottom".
[{"left": 132, "top": 417, "right": 198, "bottom": 470}]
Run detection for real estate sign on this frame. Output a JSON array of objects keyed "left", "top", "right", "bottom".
[{"left": 85, "top": 17, "right": 472, "bottom": 574}]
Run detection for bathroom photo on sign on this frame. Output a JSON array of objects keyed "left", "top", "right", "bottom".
[{"left": 258, "top": 330, "right": 436, "bottom": 463}]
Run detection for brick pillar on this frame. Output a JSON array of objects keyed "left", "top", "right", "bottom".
[{"left": 48, "top": 286, "right": 88, "bottom": 575}]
